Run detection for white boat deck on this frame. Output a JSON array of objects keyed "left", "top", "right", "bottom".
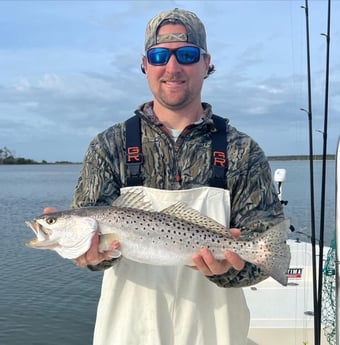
[{"left": 247, "top": 328, "right": 327, "bottom": 345}]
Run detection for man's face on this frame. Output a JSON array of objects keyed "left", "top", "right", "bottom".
[{"left": 143, "top": 24, "right": 210, "bottom": 111}]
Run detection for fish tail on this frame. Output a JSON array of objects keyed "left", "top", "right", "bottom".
[{"left": 253, "top": 219, "right": 291, "bottom": 286}]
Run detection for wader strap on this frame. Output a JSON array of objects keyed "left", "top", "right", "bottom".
[
  {"left": 125, "top": 114, "right": 227, "bottom": 188},
  {"left": 209, "top": 115, "right": 227, "bottom": 188},
  {"left": 125, "top": 115, "right": 144, "bottom": 186}
]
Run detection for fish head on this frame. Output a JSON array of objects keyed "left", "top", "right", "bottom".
[{"left": 25, "top": 212, "right": 98, "bottom": 259}]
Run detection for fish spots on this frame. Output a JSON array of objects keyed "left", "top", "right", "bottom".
[{"left": 27, "top": 201, "right": 290, "bottom": 285}]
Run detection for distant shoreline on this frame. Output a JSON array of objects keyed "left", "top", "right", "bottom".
[
  {"left": 267, "top": 154, "right": 335, "bottom": 161},
  {"left": 0, "top": 154, "right": 335, "bottom": 165}
]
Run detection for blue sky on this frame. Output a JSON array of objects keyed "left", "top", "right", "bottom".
[{"left": 0, "top": 0, "right": 339, "bottom": 162}]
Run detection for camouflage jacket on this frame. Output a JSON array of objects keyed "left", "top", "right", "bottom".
[{"left": 71, "top": 101, "right": 284, "bottom": 288}]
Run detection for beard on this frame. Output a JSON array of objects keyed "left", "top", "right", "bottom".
[
  {"left": 156, "top": 89, "right": 193, "bottom": 110},
  {"left": 148, "top": 70, "right": 204, "bottom": 111}
]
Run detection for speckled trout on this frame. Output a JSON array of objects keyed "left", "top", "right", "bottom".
[{"left": 25, "top": 191, "right": 291, "bottom": 285}]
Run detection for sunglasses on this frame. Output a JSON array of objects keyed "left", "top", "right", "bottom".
[{"left": 146, "top": 46, "right": 206, "bottom": 66}]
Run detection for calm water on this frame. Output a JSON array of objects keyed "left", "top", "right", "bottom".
[{"left": 0, "top": 161, "right": 336, "bottom": 345}]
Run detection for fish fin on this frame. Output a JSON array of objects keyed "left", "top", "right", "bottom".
[
  {"left": 98, "top": 233, "right": 119, "bottom": 252},
  {"left": 109, "top": 249, "right": 122, "bottom": 258},
  {"left": 112, "top": 190, "right": 154, "bottom": 211},
  {"left": 160, "top": 202, "right": 229, "bottom": 236},
  {"left": 251, "top": 219, "right": 291, "bottom": 286},
  {"left": 99, "top": 248, "right": 121, "bottom": 259}
]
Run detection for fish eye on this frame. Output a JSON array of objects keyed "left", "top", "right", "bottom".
[{"left": 46, "top": 218, "right": 57, "bottom": 225}]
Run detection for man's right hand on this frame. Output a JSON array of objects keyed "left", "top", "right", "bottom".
[{"left": 73, "top": 232, "right": 120, "bottom": 267}]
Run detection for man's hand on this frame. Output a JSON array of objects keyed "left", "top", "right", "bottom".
[
  {"left": 191, "top": 228, "right": 245, "bottom": 276},
  {"left": 73, "top": 233, "right": 120, "bottom": 267}
]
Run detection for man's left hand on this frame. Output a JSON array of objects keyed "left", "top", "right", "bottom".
[{"left": 191, "top": 228, "right": 245, "bottom": 276}]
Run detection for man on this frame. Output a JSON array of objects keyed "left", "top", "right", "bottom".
[{"left": 71, "top": 8, "right": 285, "bottom": 345}]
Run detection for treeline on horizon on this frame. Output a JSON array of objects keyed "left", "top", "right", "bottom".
[
  {"left": 0, "top": 146, "right": 335, "bottom": 165},
  {"left": 268, "top": 154, "right": 335, "bottom": 161},
  {"left": 0, "top": 146, "right": 75, "bottom": 165}
]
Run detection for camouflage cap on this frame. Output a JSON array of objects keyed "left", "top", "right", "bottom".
[{"left": 144, "top": 8, "right": 207, "bottom": 52}]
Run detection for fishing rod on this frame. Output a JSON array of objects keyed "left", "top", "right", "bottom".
[
  {"left": 300, "top": 1, "right": 319, "bottom": 342},
  {"left": 316, "top": 0, "right": 332, "bottom": 344}
]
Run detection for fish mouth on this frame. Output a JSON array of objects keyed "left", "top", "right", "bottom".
[{"left": 25, "top": 220, "right": 58, "bottom": 249}]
